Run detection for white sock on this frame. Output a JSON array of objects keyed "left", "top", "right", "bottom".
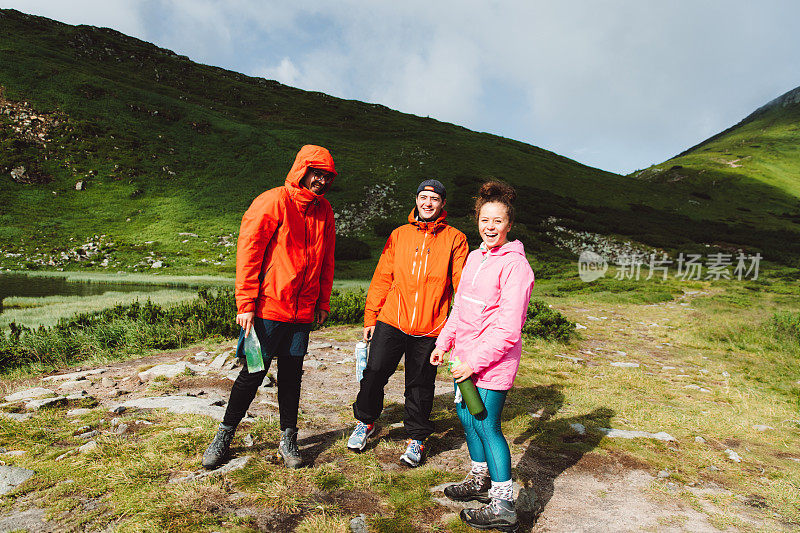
[
  {"left": 470, "top": 461, "right": 489, "bottom": 477},
  {"left": 490, "top": 479, "right": 513, "bottom": 501}
]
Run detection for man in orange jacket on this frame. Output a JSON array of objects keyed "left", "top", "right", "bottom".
[
  {"left": 347, "top": 179, "right": 469, "bottom": 466},
  {"left": 203, "top": 145, "right": 337, "bottom": 470}
]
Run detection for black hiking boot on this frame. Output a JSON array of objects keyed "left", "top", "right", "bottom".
[
  {"left": 279, "top": 427, "right": 303, "bottom": 468},
  {"left": 460, "top": 498, "right": 519, "bottom": 532},
  {"left": 202, "top": 423, "right": 235, "bottom": 469},
  {"left": 444, "top": 474, "right": 491, "bottom": 503}
]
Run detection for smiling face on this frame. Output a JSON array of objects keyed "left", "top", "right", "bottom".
[
  {"left": 416, "top": 191, "right": 445, "bottom": 221},
  {"left": 478, "top": 201, "right": 511, "bottom": 249},
  {"left": 301, "top": 167, "right": 334, "bottom": 194}
]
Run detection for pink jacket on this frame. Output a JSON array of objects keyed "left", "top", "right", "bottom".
[{"left": 436, "top": 240, "right": 535, "bottom": 390}]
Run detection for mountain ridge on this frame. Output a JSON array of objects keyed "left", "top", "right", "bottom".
[{"left": 2, "top": 8, "right": 800, "bottom": 273}]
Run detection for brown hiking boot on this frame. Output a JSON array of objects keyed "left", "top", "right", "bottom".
[{"left": 444, "top": 473, "right": 491, "bottom": 503}]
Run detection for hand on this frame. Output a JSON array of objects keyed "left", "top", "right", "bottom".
[
  {"left": 430, "top": 348, "right": 446, "bottom": 366},
  {"left": 450, "top": 360, "right": 474, "bottom": 383},
  {"left": 236, "top": 312, "right": 255, "bottom": 336},
  {"left": 314, "top": 308, "right": 329, "bottom": 326},
  {"left": 363, "top": 325, "right": 375, "bottom": 342}
]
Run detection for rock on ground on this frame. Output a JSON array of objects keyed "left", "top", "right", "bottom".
[
  {"left": 5, "top": 387, "right": 55, "bottom": 402},
  {"left": 42, "top": 368, "right": 106, "bottom": 382},
  {"left": 0, "top": 465, "right": 34, "bottom": 495},
  {"left": 112, "top": 395, "right": 227, "bottom": 420},
  {"left": 597, "top": 428, "right": 676, "bottom": 441},
  {"left": 169, "top": 456, "right": 252, "bottom": 483},
  {"left": 138, "top": 361, "right": 206, "bottom": 381}
]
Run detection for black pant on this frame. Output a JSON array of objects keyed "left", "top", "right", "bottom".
[
  {"left": 222, "top": 355, "right": 304, "bottom": 430},
  {"left": 352, "top": 320, "right": 438, "bottom": 440}
]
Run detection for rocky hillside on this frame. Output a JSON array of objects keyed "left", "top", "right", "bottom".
[{"left": 2, "top": 8, "right": 799, "bottom": 274}]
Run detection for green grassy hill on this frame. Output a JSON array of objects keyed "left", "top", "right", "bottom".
[
  {"left": 1, "top": 8, "right": 799, "bottom": 277},
  {"left": 635, "top": 85, "right": 800, "bottom": 263}
]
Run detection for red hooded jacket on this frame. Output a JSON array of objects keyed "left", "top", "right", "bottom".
[{"left": 235, "top": 145, "right": 336, "bottom": 323}]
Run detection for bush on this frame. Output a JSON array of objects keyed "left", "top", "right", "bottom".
[
  {"left": 522, "top": 300, "right": 575, "bottom": 342},
  {"left": 324, "top": 289, "right": 366, "bottom": 327},
  {"left": 334, "top": 236, "right": 371, "bottom": 260},
  {"left": 0, "top": 288, "right": 369, "bottom": 371}
]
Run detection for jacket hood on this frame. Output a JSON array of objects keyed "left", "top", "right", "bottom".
[
  {"left": 285, "top": 145, "right": 337, "bottom": 195},
  {"left": 480, "top": 239, "right": 526, "bottom": 256},
  {"left": 408, "top": 208, "right": 448, "bottom": 233}
]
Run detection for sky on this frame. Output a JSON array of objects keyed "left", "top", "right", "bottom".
[{"left": 5, "top": 1, "right": 800, "bottom": 174}]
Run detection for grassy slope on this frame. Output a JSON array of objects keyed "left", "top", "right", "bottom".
[
  {"left": 634, "top": 87, "right": 800, "bottom": 257},
  {"left": 2, "top": 8, "right": 799, "bottom": 277}
]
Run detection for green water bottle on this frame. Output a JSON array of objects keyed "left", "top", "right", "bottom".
[
  {"left": 449, "top": 356, "right": 485, "bottom": 416},
  {"left": 243, "top": 327, "right": 265, "bottom": 373}
]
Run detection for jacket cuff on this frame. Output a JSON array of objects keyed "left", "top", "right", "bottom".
[{"left": 237, "top": 300, "right": 256, "bottom": 314}]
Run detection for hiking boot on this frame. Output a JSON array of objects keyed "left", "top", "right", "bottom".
[
  {"left": 347, "top": 421, "right": 376, "bottom": 451},
  {"left": 444, "top": 473, "right": 491, "bottom": 503},
  {"left": 399, "top": 439, "right": 425, "bottom": 467},
  {"left": 279, "top": 427, "right": 303, "bottom": 468},
  {"left": 460, "top": 498, "right": 519, "bottom": 532},
  {"left": 202, "top": 423, "right": 235, "bottom": 470}
]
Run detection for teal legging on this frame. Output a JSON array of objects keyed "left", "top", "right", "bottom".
[{"left": 455, "top": 383, "right": 511, "bottom": 482}]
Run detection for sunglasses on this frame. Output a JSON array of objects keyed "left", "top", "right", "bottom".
[{"left": 309, "top": 168, "right": 334, "bottom": 182}]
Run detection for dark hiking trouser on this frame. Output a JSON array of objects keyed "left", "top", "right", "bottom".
[
  {"left": 222, "top": 319, "right": 310, "bottom": 430},
  {"left": 352, "top": 320, "right": 438, "bottom": 441}
]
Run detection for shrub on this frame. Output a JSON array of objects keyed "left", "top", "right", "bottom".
[
  {"left": 324, "top": 289, "right": 366, "bottom": 327},
  {"left": 0, "top": 288, "right": 369, "bottom": 371},
  {"left": 522, "top": 300, "right": 575, "bottom": 342}
]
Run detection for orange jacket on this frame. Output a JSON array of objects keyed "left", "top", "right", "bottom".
[
  {"left": 235, "top": 145, "right": 336, "bottom": 323},
  {"left": 364, "top": 209, "right": 469, "bottom": 336}
]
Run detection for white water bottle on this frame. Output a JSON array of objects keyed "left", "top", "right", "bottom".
[{"left": 355, "top": 341, "right": 368, "bottom": 382}]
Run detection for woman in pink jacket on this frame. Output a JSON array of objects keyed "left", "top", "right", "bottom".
[{"left": 431, "top": 181, "right": 534, "bottom": 532}]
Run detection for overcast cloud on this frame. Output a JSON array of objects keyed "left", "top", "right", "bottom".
[{"left": 6, "top": 1, "right": 800, "bottom": 174}]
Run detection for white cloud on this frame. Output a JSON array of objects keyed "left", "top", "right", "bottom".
[{"left": 255, "top": 57, "right": 301, "bottom": 86}]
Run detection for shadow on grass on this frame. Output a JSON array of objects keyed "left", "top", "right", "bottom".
[{"left": 514, "top": 405, "right": 615, "bottom": 530}]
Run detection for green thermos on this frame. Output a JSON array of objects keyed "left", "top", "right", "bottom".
[{"left": 449, "top": 356, "right": 486, "bottom": 416}]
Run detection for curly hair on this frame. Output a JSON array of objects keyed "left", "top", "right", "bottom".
[{"left": 474, "top": 180, "right": 516, "bottom": 223}]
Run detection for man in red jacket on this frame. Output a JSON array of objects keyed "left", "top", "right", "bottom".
[
  {"left": 203, "top": 145, "right": 337, "bottom": 470},
  {"left": 347, "top": 179, "right": 469, "bottom": 466}
]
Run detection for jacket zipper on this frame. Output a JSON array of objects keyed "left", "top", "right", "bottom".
[
  {"left": 409, "top": 228, "right": 428, "bottom": 330},
  {"left": 471, "top": 251, "right": 489, "bottom": 287},
  {"left": 294, "top": 200, "right": 314, "bottom": 320}
]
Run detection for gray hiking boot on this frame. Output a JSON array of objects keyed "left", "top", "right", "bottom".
[
  {"left": 444, "top": 473, "right": 491, "bottom": 503},
  {"left": 460, "top": 498, "right": 519, "bottom": 532},
  {"left": 202, "top": 423, "right": 235, "bottom": 470},
  {"left": 279, "top": 427, "right": 303, "bottom": 468}
]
